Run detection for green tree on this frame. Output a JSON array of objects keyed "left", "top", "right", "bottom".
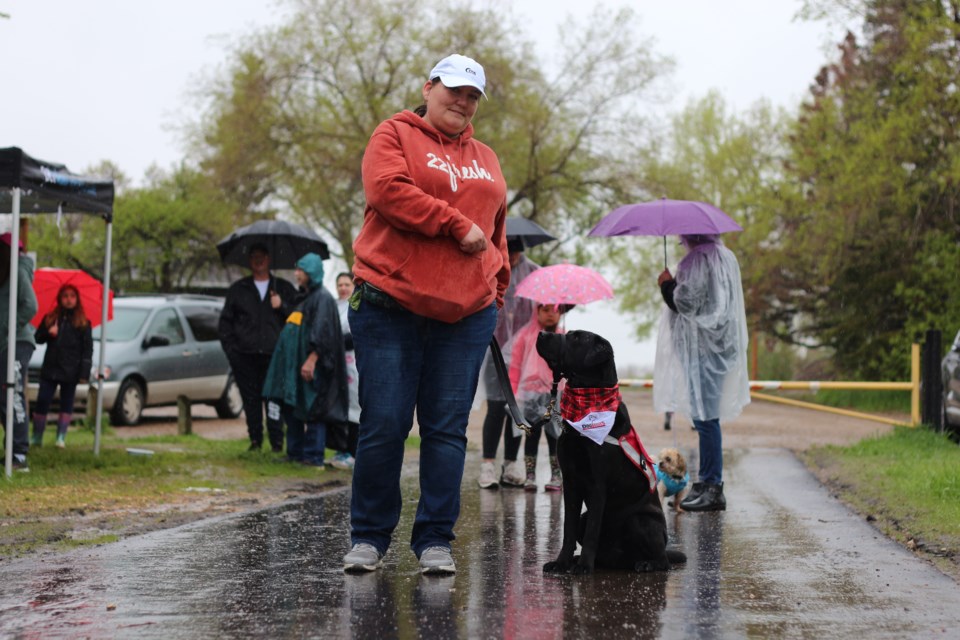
[
  {"left": 602, "top": 92, "right": 790, "bottom": 338},
  {"left": 764, "top": 0, "right": 960, "bottom": 379},
  {"left": 30, "top": 165, "right": 235, "bottom": 293},
  {"left": 192, "top": 0, "right": 669, "bottom": 266}
]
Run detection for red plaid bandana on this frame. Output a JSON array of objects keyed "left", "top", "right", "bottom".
[{"left": 560, "top": 385, "right": 621, "bottom": 422}]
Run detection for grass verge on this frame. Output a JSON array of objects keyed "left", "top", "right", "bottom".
[
  {"left": 2, "top": 427, "right": 423, "bottom": 558},
  {"left": 802, "top": 425, "right": 960, "bottom": 580}
]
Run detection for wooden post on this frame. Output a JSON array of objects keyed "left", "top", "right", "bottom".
[
  {"left": 911, "top": 343, "right": 921, "bottom": 427},
  {"left": 177, "top": 395, "right": 192, "bottom": 435},
  {"left": 86, "top": 385, "right": 98, "bottom": 424}
]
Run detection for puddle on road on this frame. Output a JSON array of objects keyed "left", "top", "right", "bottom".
[{"left": 1, "top": 450, "right": 956, "bottom": 638}]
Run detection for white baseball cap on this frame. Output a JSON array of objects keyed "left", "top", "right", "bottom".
[{"left": 428, "top": 54, "right": 487, "bottom": 97}]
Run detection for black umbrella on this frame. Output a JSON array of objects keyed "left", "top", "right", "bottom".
[
  {"left": 505, "top": 217, "right": 556, "bottom": 249},
  {"left": 217, "top": 219, "right": 330, "bottom": 269}
]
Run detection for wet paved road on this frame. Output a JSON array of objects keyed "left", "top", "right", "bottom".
[{"left": 0, "top": 447, "right": 957, "bottom": 639}]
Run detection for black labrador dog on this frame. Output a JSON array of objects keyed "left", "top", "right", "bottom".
[{"left": 537, "top": 330, "right": 686, "bottom": 574}]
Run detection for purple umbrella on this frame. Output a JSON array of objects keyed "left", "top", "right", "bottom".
[{"left": 588, "top": 197, "right": 742, "bottom": 266}]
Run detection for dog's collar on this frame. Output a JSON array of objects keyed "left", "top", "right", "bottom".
[{"left": 559, "top": 385, "right": 621, "bottom": 422}]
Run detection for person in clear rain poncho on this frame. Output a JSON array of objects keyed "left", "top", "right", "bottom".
[
  {"left": 476, "top": 238, "right": 539, "bottom": 490},
  {"left": 653, "top": 233, "right": 749, "bottom": 512}
]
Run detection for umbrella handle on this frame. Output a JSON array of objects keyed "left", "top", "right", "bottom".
[{"left": 663, "top": 236, "right": 667, "bottom": 269}]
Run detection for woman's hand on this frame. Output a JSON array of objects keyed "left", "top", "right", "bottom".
[
  {"left": 459, "top": 224, "right": 487, "bottom": 254},
  {"left": 658, "top": 269, "right": 674, "bottom": 286},
  {"left": 300, "top": 352, "right": 319, "bottom": 381}
]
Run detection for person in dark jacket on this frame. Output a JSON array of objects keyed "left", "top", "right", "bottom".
[
  {"left": 262, "top": 253, "right": 348, "bottom": 467},
  {"left": 218, "top": 244, "right": 298, "bottom": 452},
  {"left": 31, "top": 283, "right": 93, "bottom": 448}
]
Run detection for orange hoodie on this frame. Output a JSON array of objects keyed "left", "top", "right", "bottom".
[{"left": 353, "top": 110, "right": 509, "bottom": 323}]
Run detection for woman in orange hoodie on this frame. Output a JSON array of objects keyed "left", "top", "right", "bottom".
[{"left": 343, "top": 54, "right": 509, "bottom": 575}]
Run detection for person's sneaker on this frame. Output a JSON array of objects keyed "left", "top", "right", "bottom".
[
  {"left": 419, "top": 546, "right": 456, "bottom": 574},
  {"left": 478, "top": 461, "right": 499, "bottom": 489},
  {"left": 330, "top": 452, "right": 355, "bottom": 470},
  {"left": 248, "top": 441, "right": 262, "bottom": 452},
  {"left": 55, "top": 435, "right": 66, "bottom": 449},
  {"left": 343, "top": 543, "right": 383, "bottom": 573},
  {"left": 12, "top": 454, "right": 29, "bottom": 473},
  {"left": 500, "top": 460, "right": 525, "bottom": 487},
  {"left": 30, "top": 433, "right": 43, "bottom": 447}
]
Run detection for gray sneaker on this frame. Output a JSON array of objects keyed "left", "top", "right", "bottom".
[
  {"left": 343, "top": 543, "right": 383, "bottom": 573},
  {"left": 419, "top": 546, "right": 456, "bottom": 574}
]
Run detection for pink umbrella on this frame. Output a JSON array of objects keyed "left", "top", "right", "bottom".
[{"left": 514, "top": 264, "right": 614, "bottom": 305}]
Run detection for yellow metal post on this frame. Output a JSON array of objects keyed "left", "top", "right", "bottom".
[{"left": 911, "top": 343, "right": 920, "bottom": 426}]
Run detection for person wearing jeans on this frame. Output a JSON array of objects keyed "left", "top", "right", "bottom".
[
  {"left": 348, "top": 301, "right": 496, "bottom": 561},
  {"left": 477, "top": 244, "right": 538, "bottom": 490},
  {"left": 262, "top": 253, "right": 347, "bottom": 468},
  {"left": 282, "top": 407, "right": 327, "bottom": 467},
  {"left": 654, "top": 233, "right": 750, "bottom": 512},
  {"left": 343, "top": 53, "right": 509, "bottom": 575}
]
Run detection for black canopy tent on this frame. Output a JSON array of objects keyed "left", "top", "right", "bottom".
[{"left": 1, "top": 147, "right": 115, "bottom": 477}]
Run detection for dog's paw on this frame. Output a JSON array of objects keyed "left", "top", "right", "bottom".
[
  {"left": 632, "top": 561, "right": 662, "bottom": 573},
  {"left": 666, "top": 549, "right": 687, "bottom": 565},
  {"left": 543, "top": 560, "right": 570, "bottom": 573},
  {"left": 633, "top": 559, "right": 671, "bottom": 573},
  {"left": 568, "top": 563, "right": 593, "bottom": 575}
]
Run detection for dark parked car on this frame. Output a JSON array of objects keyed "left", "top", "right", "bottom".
[
  {"left": 28, "top": 294, "right": 242, "bottom": 426},
  {"left": 943, "top": 329, "right": 960, "bottom": 434}
]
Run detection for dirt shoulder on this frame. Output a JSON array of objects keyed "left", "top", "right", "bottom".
[{"left": 2, "top": 390, "right": 915, "bottom": 565}]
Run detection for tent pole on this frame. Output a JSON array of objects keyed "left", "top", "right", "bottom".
[
  {"left": 4, "top": 188, "right": 21, "bottom": 479},
  {"left": 93, "top": 219, "right": 113, "bottom": 456}
]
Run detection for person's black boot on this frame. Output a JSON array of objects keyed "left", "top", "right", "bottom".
[
  {"left": 687, "top": 481, "right": 705, "bottom": 500},
  {"left": 669, "top": 481, "right": 704, "bottom": 508},
  {"left": 680, "top": 482, "right": 725, "bottom": 511}
]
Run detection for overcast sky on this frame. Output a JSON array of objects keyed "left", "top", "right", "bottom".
[{"left": 0, "top": 0, "right": 843, "bottom": 369}]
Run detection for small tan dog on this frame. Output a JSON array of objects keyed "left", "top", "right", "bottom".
[{"left": 655, "top": 448, "right": 690, "bottom": 512}]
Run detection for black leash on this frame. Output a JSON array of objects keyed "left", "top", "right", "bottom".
[
  {"left": 488, "top": 337, "right": 532, "bottom": 436},
  {"left": 541, "top": 333, "right": 565, "bottom": 437}
]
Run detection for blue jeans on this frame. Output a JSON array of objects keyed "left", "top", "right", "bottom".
[
  {"left": 348, "top": 300, "right": 496, "bottom": 557},
  {"left": 692, "top": 418, "right": 722, "bottom": 485},
  {"left": 283, "top": 405, "right": 326, "bottom": 465}
]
